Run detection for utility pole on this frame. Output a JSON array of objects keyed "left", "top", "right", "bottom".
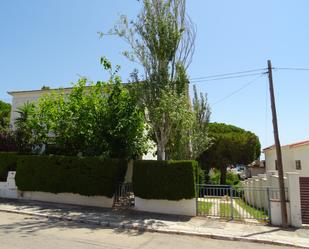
[{"left": 267, "top": 60, "right": 288, "bottom": 228}]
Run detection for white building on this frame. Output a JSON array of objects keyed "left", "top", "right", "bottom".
[
  {"left": 263, "top": 140, "right": 309, "bottom": 177},
  {"left": 8, "top": 87, "right": 156, "bottom": 160}
]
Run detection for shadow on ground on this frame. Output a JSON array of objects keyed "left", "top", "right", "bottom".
[{"left": 0, "top": 198, "right": 192, "bottom": 236}]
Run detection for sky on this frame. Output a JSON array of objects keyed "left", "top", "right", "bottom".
[{"left": 0, "top": 0, "right": 308, "bottom": 151}]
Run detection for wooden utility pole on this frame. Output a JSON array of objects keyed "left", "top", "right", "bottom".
[{"left": 267, "top": 60, "right": 288, "bottom": 228}]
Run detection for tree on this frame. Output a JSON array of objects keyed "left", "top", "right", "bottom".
[
  {"left": 104, "top": 0, "right": 197, "bottom": 160},
  {"left": 15, "top": 59, "right": 148, "bottom": 159},
  {"left": 14, "top": 102, "right": 35, "bottom": 152},
  {"left": 198, "top": 123, "right": 261, "bottom": 184},
  {"left": 0, "top": 100, "right": 11, "bottom": 133},
  {"left": 166, "top": 84, "right": 211, "bottom": 160}
]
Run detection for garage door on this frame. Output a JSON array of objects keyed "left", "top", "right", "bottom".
[{"left": 300, "top": 177, "right": 309, "bottom": 224}]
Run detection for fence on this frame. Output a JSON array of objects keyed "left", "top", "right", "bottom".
[
  {"left": 113, "top": 183, "right": 134, "bottom": 209},
  {"left": 197, "top": 184, "right": 280, "bottom": 222}
]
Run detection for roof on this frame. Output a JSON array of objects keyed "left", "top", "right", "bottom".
[
  {"left": 263, "top": 140, "right": 309, "bottom": 152},
  {"left": 7, "top": 87, "right": 75, "bottom": 96},
  {"left": 7, "top": 82, "right": 132, "bottom": 96}
]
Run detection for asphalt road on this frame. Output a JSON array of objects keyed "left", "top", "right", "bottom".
[{"left": 0, "top": 212, "right": 293, "bottom": 249}]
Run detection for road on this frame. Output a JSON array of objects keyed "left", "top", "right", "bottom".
[{"left": 0, "top": 212, "right": 293, "bottom": 249}]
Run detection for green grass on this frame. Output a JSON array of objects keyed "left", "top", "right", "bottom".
[
  {"left": 235, "top": 198, "right": 268, "bottom": 220},
  {"left": 198, "top": 201, "right": 212, "bottom": 214},
  {"left": 219, "top": 203, "right": 240, "bottom": 219}
]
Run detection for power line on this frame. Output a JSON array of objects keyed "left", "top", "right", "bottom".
[
  {"left": 273, "top": 67, "right": 309, "bottom": 71},
  {"left": 189, "top": 68, "right": 267, "bottom": 81},
  {"left": 190, "top": 72, "right": 266, "bottom": 83},
  {"left": 211, "top": 74, "right": 265, "bottom": 105}
]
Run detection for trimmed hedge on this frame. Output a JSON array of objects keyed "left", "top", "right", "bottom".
[
  {"left": 0, "top": 152, "right": 18, "bottom": 181},
  {"left": 133, "top": 160, "right": 198, "bottom": 200},
  {"left": 15, "top": 155, "right": 127, "bottom": 198}
]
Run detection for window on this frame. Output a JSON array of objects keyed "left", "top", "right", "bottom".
[{"left": 295, "top": 160, "right": 302, "bottom": 170}]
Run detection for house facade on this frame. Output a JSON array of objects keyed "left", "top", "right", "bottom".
[
  {"left": 263, "top": 140, "right": 309, "bottom": 177},
  {"left": 8, "top": 87, "right": 157, "bottom": 160}
]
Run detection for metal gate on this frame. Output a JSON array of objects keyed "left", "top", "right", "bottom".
[
  {"left": 300, "top": 177, "right": 309, "bottom": 224},
  {"left": 113, "top": 183, "right": 134, "bottom": 209},
  {"left": 196, "top": 184, "right": 270, "bottom": 223}
]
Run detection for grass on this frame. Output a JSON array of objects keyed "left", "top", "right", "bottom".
[
  {"left": 219, "top": 203, "right": 240, "bottom": 219},
  {"left": 198, "top": 201, "right": 212, "bottom": 214},
  {"left": 235, "top": 198, "right": 268, "bottom": 220}
]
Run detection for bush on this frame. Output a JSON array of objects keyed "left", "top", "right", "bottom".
[
  {"left": 133, "top": 160, "right": 198, "bottom": 200},
  {"left": 0, "top": 133, "right": 18, "bottom": 152},
  {"left": 15, "top": 155, "right": 127, "bottom": 197},
  {"left": 226, "top": 171, "right": 240, "bottom": 186},
  {"left": 0, "top": 152, "right": 18, "bottom": 181}
]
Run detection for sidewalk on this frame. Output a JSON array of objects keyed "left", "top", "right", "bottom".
[{"left": 0, "top": 198, "right": 308, "bottom": 248}]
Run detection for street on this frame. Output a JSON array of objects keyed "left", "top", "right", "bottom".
[{"left": 0, "top": 212, "right": 293, "bottom": 249}]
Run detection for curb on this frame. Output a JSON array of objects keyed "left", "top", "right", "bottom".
[{"left": 0, "top": 208, "right": 307, "bottom": 249}]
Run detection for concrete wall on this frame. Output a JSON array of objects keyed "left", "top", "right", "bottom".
[
  {"left": 0, "top": 171, "right": 114, "bottom": 208},
  {"left": 135, "top": 197, "right": 196, "bottom": 216},
  {"left": 243, "top": 171, "right": 302, "bottom": 227},
  {"left": 264, "top": 144, "right": 309, "bottom": 177}
]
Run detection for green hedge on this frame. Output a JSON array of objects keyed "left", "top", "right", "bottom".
[
  {"left": 15, "top": 155, "right": 127, "bottom": 198},
  {"left": 0, "top": 152, "right": 19, "bottom": 181},
  {"left": 133, "top": 160, "right": 198, "bottom": 200}
]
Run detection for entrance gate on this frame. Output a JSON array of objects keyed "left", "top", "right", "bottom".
[
  {"left": 196, "top": 184, "right": 270, "bottom": 223},
  {"left": 113, "top": 183, "right": 134, "bottom": 209},
  {"left": 300, "top": 177, "right": 309, "bottom": 224}
]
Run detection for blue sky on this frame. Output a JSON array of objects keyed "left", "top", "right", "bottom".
[{"left": 1, "top": 0, "right": 308, "bottom": 150}]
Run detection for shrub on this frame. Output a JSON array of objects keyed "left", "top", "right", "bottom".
[
  {"left": 0, "top": 133, "right": 18, "bottom": 152},
  {"left": 133, "top": 160, "right": 198, "bottom": 200},
  {"left": 0, "top": 152, "right": 18, "bottom": 181},
  {"left": 15, "top": 155, "right": 127, "bottom": 197}
]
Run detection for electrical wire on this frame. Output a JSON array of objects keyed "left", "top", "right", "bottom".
[
  {"left": 189, "top": 68, "right": 267, "bottom": 81},
  {"left": 190, "top": 72, "right": 266, "bottom": 83},
  {"left": 274, "top": 67, "right": 309, "bottom": 71},
  {"left": 211, "top": 74, "right": 265, "bottom": 106}
]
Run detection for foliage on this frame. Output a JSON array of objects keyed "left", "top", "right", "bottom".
[
  {"left": 190, "top": 85, "right": 211, "bottom": 159},
  {"left": 209, "top": 169, "right": 240, "bottom": 186},
  {"left": 199, "top": 122, "right": 261, "bottom": 184},
  {"left": 0, "top": 100, "right": 11, "bottom": 133},
  {"left": 15, "top": 155, "right": 127, "bottom": 197},
  {"left": 0, "top": 132, "right": 18, "bottom": 152},
  {"left": 133, "top": 160, "right": 198, "bottom": 200},
  {"left": 105, "top": 0, "right": 197, "bottom": 160},
  {"left": 15, "top": 60, "right": 148, "bottom": 159},
  {"left": 0, "top": 152, "right": 18, "bottom": 181},
  {"left": 14, "top": 102, "right": 36, "bottom": 153},
  {"left": 226, "top": 171, "right": 240, "bottom": 186}
]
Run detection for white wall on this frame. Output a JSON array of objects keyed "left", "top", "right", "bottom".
[
  {"left": 243, "top": 171, "right": 302, "bottom": 227},
  {"left": 135, "top": 197, "right": 196, "bottom": 216},
  {"left": 264, "top": 144, "right": 309, "bottom": 177},
  {"left": 9, "top": 89, "right": 72, "bottom": 129}
]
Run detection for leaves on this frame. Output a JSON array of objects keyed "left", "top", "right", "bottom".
[{"left": 14, "top": 63, "right": 148, "bottom": 159}]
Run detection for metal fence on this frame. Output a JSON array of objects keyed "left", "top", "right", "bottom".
[
  {"left": 196, "top": 184, "right": 286, "bottom": 222},
  {"left": 113, "top": 183, "right": 134, "bottom": 209}
]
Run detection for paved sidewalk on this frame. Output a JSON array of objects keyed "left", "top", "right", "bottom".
[{"left": 0, "top": 198, "right": 308, "bottom": 248}]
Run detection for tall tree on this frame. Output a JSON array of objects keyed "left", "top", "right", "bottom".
[
  {"left": 104, "top": 0, "right": 196, "bottom": 159},
  {"left": 199, "top": 123, "right": 261, "bottom": 184}
]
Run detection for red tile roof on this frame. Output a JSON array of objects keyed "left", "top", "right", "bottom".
[{"left": 263, "top": 140, "right": 309, "bottom": 151}]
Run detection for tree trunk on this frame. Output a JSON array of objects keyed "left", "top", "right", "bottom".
[
  {"left": 220, "top": 165, "right": 227, "bottom": 185},
  {"left": 157, "top": 143, "right": 166, "bottom": 160}
]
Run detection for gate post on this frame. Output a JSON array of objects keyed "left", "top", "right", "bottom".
[
  {"left": 267, "top": 187, "right": 271, "bottom": 222},
  {"left": 230, "top": 186, "right": 234, "bottom": 220}
]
